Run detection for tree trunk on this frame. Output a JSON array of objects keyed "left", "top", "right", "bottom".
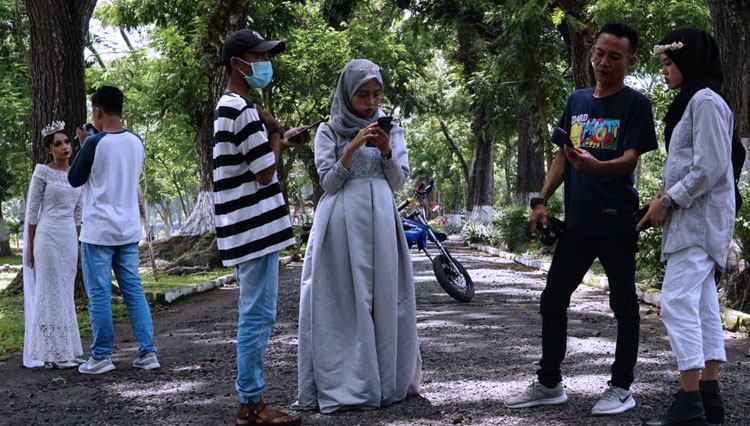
[
  {"left": 467, "top": 114, "right": 495, "bottom": 222},
  {"left": 455, "top": 23, "right": 495, "bottom": 222},
  {"left": 24, "top": 0, "right": 96, "bottom": 165},
  {"left": 0, "top": 207, "right": 11, "bottom": 256},
  {"left": 707, "top": 0, "right": 749, "bottom": 139},
  {"left": 552, "top": 0, "right": 596, "bottom": 90},
  {"left": 437, "top": 117, "right": 470, "bottom": 187},
  {"left": 177, "top": 0, "right": 249, "bottom": 235},
  {"left": 511, "top": 87, "right": 546, "bottom": 204},
  {"left": 24, "top": 0, "right": 96, "bottom": 298}
]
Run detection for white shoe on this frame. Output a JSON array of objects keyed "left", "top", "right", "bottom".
[
  {"left": 505, "top": 381, "right": 568, "bottom": 408},
  {"left": 132, "top": 352, "right": 160, "bottom": 370},
  {"left": 78, "top": 356, "right": 116, "bottom": 374},
  {"left": 591, "top": 382, "right": 636, "bottom": 415}
]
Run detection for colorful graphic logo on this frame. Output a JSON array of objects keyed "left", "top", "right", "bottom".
[{"left": 569, "top": 116, "right": 620, "bottom": 150}]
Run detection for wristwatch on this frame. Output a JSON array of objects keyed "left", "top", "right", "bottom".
[
  {"left": 659, "top": 193, "right": 674, "bottom": 209},
  {"left": 530, "top": 197, "right": 547, "bottom": 208},
  {"left": 268, "top": 126, "right": 285, "bottom": 138}
]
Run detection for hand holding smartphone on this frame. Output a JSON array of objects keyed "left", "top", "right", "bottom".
[
  {"left": 288, "top": 119, "right": 324, "bottom": 142},
  {"left": 556, "top": 126, "right": 574, "bottom": 148},
  {"left": 632, "top": 205, "right": 652, "bottom": 231},
  {"left": 366, "top": 116, "right": 393, "bottom": 147}
]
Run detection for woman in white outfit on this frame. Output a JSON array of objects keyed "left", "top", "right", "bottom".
[
  {"left": 640, "top": 29, "right": 736, "bottom": 426},
  {"left": 23, "top": 121, "right": 85, "bottom": 369}
]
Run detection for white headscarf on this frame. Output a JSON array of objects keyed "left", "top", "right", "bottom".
[{"left": 326, "top": 59, "right": 385, "bottom": 139}]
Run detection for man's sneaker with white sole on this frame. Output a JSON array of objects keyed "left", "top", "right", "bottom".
[
  {"left": 132, "top": 352, "right": 160, "bottom": 370},
  {"left": 591, "top": 382, "right": 636, "bottom": 415},
  {"left": 78, "top": 356, "right": 116, "bottom": 375},
  {"left": 505, "top": 381, "right": 568, "bottom": 408}
]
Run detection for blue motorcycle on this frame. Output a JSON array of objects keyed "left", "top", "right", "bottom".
[{"left": 398, "top": 180, "right": 474, "bottom": 302}]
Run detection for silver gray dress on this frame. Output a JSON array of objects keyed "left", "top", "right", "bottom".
[{"left": 296, "top": 123, "right": 422, "bottom": 413}]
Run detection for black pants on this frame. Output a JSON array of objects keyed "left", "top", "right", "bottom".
[{"left": 536, "top": 233, "right": 640, "bottom": 390}]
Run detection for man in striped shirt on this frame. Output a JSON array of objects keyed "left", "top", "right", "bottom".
[{"left": 215, "top": 29, "right": 308, "bottom": 426}]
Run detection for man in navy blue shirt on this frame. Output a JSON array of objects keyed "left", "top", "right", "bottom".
[{"left": 505, "top": 22, "right": 658, "bottom": 417}]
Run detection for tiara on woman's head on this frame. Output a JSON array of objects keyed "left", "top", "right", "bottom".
[
  {"left": 653, "top": 42, "right": 684, "bottom": 55},
  {"left": 41, "top": 120, "right": 65, "bottom": 138}
]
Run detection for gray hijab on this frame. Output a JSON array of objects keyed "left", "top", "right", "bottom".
[{"left": 327, "top": 59, "right": 384, "bottom": 139}]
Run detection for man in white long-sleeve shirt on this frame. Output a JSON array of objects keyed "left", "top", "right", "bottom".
[{"left": 69, "top": 85, "right": 159, "bottom": 375}]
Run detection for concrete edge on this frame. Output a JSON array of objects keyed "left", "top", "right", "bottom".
[
  {"left": 157, "top": 273, "right": 236, "bottom": 304},
  {"left": 466, "top": 240, "right": 750, "bottom": 334},
  {"left": 153, "top": 256, "right": 295, "bottom": 304}
]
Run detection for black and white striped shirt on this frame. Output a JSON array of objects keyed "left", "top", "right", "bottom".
[{"left": 213, "top": 93, "right": 294, "bottom": 266}]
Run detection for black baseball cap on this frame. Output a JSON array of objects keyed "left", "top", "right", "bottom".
[{"left": 222, "top": 30, "right": 285, "bottom": 64}]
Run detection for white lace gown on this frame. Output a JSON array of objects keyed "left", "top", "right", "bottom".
[{"left": 24, "top": 165, "right": 84, "bottom": 363}]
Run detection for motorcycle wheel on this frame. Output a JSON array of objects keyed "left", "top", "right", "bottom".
[{"left": 432, "top": 254, "right": 474, "bottom": 302}]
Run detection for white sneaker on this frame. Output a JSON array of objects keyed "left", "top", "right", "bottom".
[
  {"left": 505, "top": 381, "right": 568, "bottom": 408},
  {"left": 591, "top": 382, "right": 636, "bottom": 415},
  {"left": 78, "top": 356, "right": 116, "bottom": 375},
  {"left": 132, "top": 352, "right": 160, "bottom": 370}
]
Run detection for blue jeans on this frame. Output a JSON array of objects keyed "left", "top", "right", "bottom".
[
  {"left": 235, "top": 251, "right": 279, "bottom": 404},
  {"left": 81, "top": 242, "right": 156, "bottom": 359}
]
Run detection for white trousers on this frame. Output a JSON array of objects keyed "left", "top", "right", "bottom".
[{"left": 661, "top": 245, "right": 726, "bottom": 371}]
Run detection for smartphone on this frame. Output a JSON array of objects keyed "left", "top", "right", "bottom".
[
  {"left": 377, "top": 116, "right": 394, "bottom": 133},
  {"left": 289, "top": 119, "right": 324, "bottom": 141},
  {"left": 366, "top": 116, "right": 394, "bottom": 147},
  {"left": 556, "top": 126, "right": 574, "bottom": 147},
  {"left": 632, "top": 205, "right": 652, "bottom": 231}
]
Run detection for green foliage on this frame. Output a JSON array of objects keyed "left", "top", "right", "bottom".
[
  {"left": 546, "top": 197, "right": 563, "bottom": 217},
  {"left": 0, "top": 294, "right": 23, "bottom": 360},
  {"left": 634, "top": 150, "right": 667, "bottom": 287},
  {"left": 493, "top": 204, "right": 532, "bottom": 252},
  {"left": 0, "top": 254, "right": 21, "bottom": 265},
  {"left": 0, "top": 0, "right": 32, "bottom": 198},
  {"left": 461, "top": 221, "right": 502, "bottom": 246},
  {"left": 733, "top": 180, "right": 750, "bottom": 255},
  {"left": 445, "top": 223, "right": 462, "bottom": 235}
]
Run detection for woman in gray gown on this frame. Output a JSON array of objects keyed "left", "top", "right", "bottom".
[{"left": 295, "top": 59, "right": 421, "bottom": 413}]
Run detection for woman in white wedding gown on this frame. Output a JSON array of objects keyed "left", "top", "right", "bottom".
[{"left": 23, "top": 121, "right": 84, "bottom": 369}]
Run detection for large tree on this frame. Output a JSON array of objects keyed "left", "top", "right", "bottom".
[
  {"left": 552, "top": 0, "right": 596, "bottom": 91},
  {"left": 24, "top": 0, "right": 96, "bottom": 164},
  {"left": 707, "top": 0, "right": 749, "bottom": 142},
  {"left": 407, "top": 1, "right": 501, "bottom": 222},
  {"left": 178, "top": 0, "right": 249, "bottom": 235}
]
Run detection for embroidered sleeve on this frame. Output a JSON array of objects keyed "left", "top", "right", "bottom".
[
  {"left": 382, "top": 128, "right": 410, "bottom": 191},
  {"left": 74, "top": 188, "right": 83, "bottom": 226},
  {"left": 27, "top": 174, "right": 46, "bottom": 225},
  {"left": 316, "top": 124, "right": 351, "bottom": 195}
]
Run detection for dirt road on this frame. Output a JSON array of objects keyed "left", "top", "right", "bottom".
[{"left": 2, "top": 241, "right": 749, "bottom": 425}]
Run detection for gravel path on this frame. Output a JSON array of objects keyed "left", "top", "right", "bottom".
[{"left": 2, "top": 240, "right": 749, "bottom": 425}]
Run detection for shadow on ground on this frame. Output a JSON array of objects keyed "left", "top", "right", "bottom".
[{"left": 1, "top": 240, "right": 748, "bottom": 425}]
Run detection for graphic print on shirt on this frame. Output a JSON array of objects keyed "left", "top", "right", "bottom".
[{"left": 570, "top": 113, "right": 620, "bottom": 150}]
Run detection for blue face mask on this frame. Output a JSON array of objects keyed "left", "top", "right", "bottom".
[{"left": 237, "top": 58, "right": 273, "bottom": 89}]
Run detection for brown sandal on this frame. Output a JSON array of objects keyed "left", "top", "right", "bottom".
[{"left": 236, "top": 397, "right": 301, "bottom": 426}]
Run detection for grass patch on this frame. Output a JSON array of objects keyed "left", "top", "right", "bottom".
[
  {"left": 0, "top": 254, "right": 22, "bottom": 265},
  {"left": 136, "top": 268, "right": 233, "bottom": 295},
  {"left": 0, "top": 294, "right": 24, "bottom": 360},
  {"left": 0, "top": 295, "right": 98, "bottom": 361},
  {"left": 0, "top": 267, "right": 232, "bottom": 360}
]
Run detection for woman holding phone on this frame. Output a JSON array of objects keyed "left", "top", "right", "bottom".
[{"left": 295, "top": 59, "right": 421, "bottom": 413}]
